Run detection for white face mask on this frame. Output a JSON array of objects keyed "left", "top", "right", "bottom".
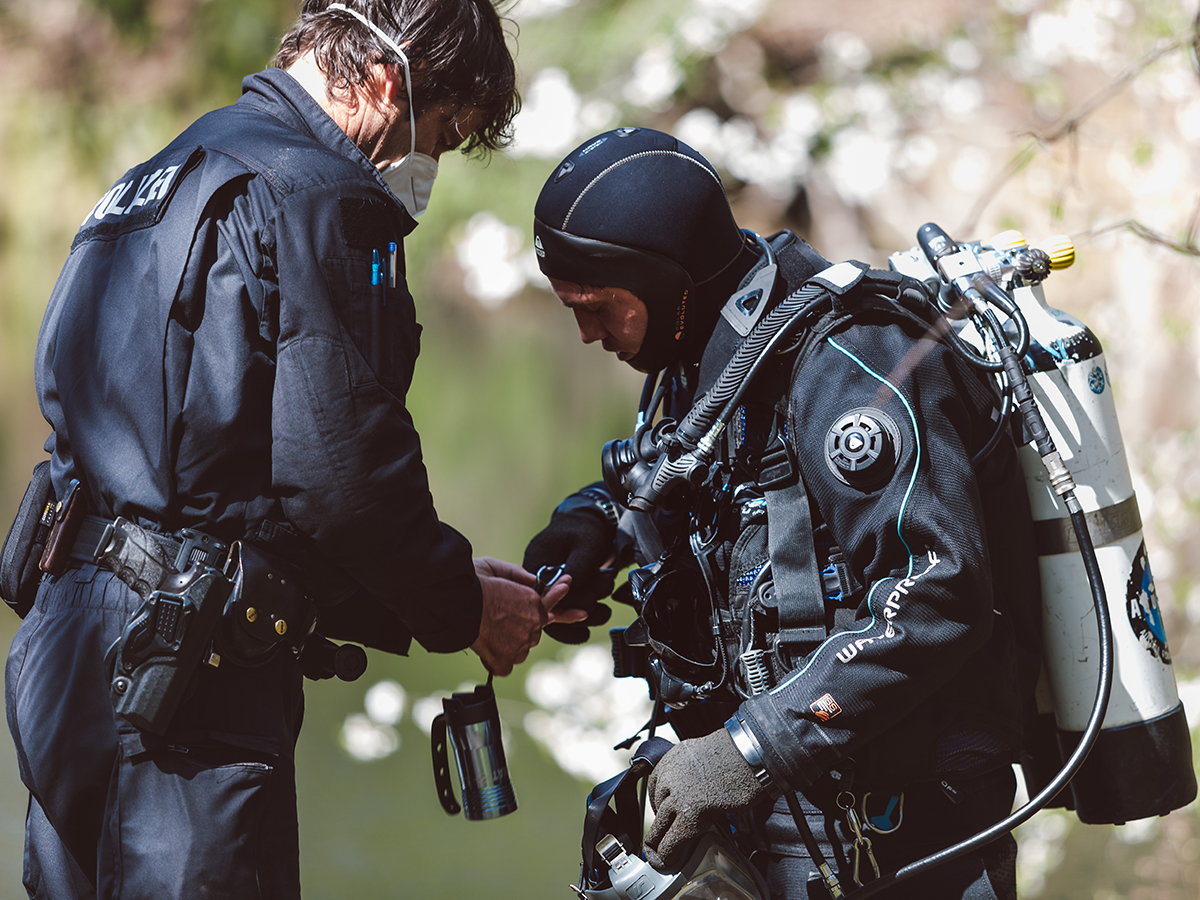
[
  {"left": 382, "top": 150, "right": 438, "bottom": 218},
  {"left": 327, "top": 3, "right": 438, "bottom": 217}
]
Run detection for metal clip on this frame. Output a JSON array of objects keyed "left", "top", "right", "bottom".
[
  {"left": 838, "top": 791, "right": 880, "bottom": 887},
  {"left": 860, "top": 791, "right": 904, "bottom": 834},
  {"left": 535, "top": 563, "right": 567, "bottom": 595}
]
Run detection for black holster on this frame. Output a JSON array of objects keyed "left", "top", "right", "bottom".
[
  {"left": 99, "top": 519, "right": 323, "bottom": 735},
  {"left": 101, "top": 521, "right": 232, "bottom": 735}
]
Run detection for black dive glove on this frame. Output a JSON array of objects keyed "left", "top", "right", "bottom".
[
  {"left": 523, "top": 484, "right": 619, "bottom": 644},
  {"left": 644, "top": 729, "right": 771, "bottom": 869}
]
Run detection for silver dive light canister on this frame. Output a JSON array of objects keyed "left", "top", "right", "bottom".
[{"left": 431, "top": 681, "right": 518, "bottom": 821}]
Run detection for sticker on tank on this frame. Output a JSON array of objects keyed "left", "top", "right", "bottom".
[{"left": 1127, "top": 541, "right": 1170, "bottom": 664}]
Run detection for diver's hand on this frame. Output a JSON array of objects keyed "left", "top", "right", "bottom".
[
  {"left": 523, "top": 488, "right": 618, "bottom": 643},
  {"left": 470, "top": 558, "right": 581, "bottom": 675},
  {"left": 644, "top": 729, "right": 770, "bottom": 869}
]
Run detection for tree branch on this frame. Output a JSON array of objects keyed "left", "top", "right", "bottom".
[
  {"left": 1081, "top": 216, "right": 1200, "bottom": 257},
  {"left": 958, "top": 34, "right": 1192, "bottom": 235}
]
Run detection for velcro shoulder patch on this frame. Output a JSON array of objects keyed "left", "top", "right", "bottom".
[
  {"left": 71, "top": 147, "right": 204, "bottom": 251},
  {"left": 339, "top": 196, "right": 396, "bottom": 250},
  {"left": 810, "top": 261, "right": 868, "bottom": 295}
]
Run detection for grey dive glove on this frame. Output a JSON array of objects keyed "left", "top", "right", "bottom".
[{"left": 644, "top": 728, "right": 771, "bottom": 868}]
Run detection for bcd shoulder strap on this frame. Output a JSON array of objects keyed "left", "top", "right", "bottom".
[{"left": 759, "top": 262, "right": 939, "bottom": 663}]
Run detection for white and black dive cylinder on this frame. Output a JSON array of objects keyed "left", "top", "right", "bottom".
[
  {"left": 890, "top": 229, "right": 1196, "bottom": 827},
  {"left": 1001, "top": 233, "right": 1195, "bottom": 824}
]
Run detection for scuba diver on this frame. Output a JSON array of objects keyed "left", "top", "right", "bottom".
[{"left": 523, "top": 127, "right": 1045, "bottom": 899}]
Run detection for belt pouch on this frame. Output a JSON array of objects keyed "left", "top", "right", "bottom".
[
  {"left": 215, "top": 542, "right": 316, "bottom": 667},
  {"left": 0, "top": 461, "right": 55, "bottom": 617}
]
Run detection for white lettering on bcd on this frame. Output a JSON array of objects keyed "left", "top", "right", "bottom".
[{"left": 836, "top": 550, "right": 941, "bottom": 662}]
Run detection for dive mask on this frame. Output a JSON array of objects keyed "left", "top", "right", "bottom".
[
  {"left": 577, "top": 828, "right": 769, "bottom": 900},
  {"left": 575, "top": 737, "right": 769, "bottom": 900}
]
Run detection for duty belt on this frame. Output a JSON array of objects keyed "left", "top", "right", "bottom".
[{"left": 68, "top": 515, "right": 229, "bottom": 573}]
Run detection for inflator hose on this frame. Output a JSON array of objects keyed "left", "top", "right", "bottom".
[
  {"left": 846, "top": 504, "right": 1113, "bottom": 898},
  {"left": 676, "top": 283, "right": 826, "bottom": 448}
]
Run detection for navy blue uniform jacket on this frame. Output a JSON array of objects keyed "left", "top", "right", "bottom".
[{"left": 34, "top": 68, "right": 482, "bottom": 654}]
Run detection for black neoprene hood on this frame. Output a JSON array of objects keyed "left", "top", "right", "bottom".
[{"left": 533, "top": 127, "right": 745, "bottom": 373}]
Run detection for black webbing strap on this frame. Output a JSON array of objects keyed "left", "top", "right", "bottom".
[
  {"left": 765, "top": 471, "right": 827, "bottom": 659},
  {"left": 760, "top": 261, "right": 900, "bottom": 662},
  {"left": 580, "top": 736, "right": 673, "bottom": 888}
]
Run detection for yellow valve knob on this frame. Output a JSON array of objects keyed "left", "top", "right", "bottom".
[
  {"left": 990, "top": 229, "right": 1027, "bottom": 251},
  {"left": 275, "top": 619, "right": 288, "bottom": 636},
  {"left": 246, "top": 607, "right": 258, "bottom": 623},
  {"left": 1039, "top": 235, "right": 1075, "bottom": 270}
]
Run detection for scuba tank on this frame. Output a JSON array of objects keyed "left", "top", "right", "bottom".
[
  {"left": 1004, "top": 232, "right": 1194, "bottom": 824},
  {"left": 890, "top": 228, "right": 1196, "bottom": 826}
]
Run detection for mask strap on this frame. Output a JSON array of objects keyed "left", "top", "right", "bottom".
[{"left": 327, "top": 3, "right": 416, "bottom": 158}]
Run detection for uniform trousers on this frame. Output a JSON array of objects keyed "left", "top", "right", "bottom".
[{"left": 6, "top": 564, "right": 304, "bottom": 900}]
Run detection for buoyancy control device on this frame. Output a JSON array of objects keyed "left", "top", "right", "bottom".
[{"left": 889, "top": 225, "right": 1196, "bottom": 827}]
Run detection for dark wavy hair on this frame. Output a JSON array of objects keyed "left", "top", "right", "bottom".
[{"left": 274, "top": 0, "right": 520, "bottom": 154}]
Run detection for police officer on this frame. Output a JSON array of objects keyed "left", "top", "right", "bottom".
[
  {"left": 7, "top": 2, "right": 580, "bottom": 898},
  {"left": 523, "top": 128, "right": 1042, "bottom": 899}
]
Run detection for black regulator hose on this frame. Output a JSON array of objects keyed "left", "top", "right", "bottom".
[
  {"left": 972, "top": 277, "right": 1031, "bottom": 360},
  {"left": 970, "top": 371, "right": 1013, "bottom": 466},
  {"left": 637, "top": 369, "right": 668, "bottom": 426},
  {"left": 918, "top": 221, "right": 1030, "bottom": 373},
  {"left": 676, "top": 254, "right": 826, "bottom": 448},
  {"left": 682, "top": 285, "right": 824, "bottom": 443}
]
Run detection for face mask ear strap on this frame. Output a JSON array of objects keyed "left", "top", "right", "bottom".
[{"left": 327, "top": 3, "right": 416, "bottom": 157}]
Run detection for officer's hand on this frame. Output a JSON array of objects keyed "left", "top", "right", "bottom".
[
  {"left": 523, "top": 497, "right": 617, "bottom": 644},
  {"left": 470, "top": 557, "right": 582, "bottom": 676},
  {"left": 644, "top": 729, "right": 770, "bottom": 869}
]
